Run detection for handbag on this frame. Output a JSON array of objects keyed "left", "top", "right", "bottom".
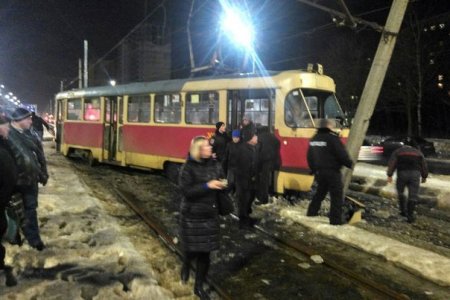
[{"left": 217, "top": 191, "right": 234, "bottom": 216}]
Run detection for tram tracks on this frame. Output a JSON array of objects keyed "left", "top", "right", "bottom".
[
  {"left": 69, "top": 160, "right": 449, "bottom": 299},
  {"left": 113, "top": 185, "right": 409, "bottom": 299}
]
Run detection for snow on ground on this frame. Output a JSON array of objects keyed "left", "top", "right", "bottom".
[
  {"left": 279, "top": 208, "right": 450, "bottom": 287},
  {"left": 0, "top": 150, "right": 180, "bottom": 298},
  {"left": 354, "top": 162, "right": 450, "bottom": 209}
]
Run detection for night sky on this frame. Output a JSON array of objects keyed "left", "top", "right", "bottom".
[{"left": 0, "top": 0, "right": 448, "bottom": 116}]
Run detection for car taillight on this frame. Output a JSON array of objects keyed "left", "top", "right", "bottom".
[{"left": 371, "top": 146, "right": 384, "bottom": 154}]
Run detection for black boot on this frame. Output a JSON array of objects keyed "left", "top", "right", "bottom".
[
  {"left": 1, "top": 265, "right": 18, "bottom": 287},
  {"left": 194, "top": 253, "right": 210, "bottom": 300},
  {"left": 407, "top": 201, "right": 416, "bottom": 223},
  {"left": 194, "top": 283, "right": 210, "bottom": 300},
  {"left": 180, "top": 262, "right": 190, "bottom": 284}
]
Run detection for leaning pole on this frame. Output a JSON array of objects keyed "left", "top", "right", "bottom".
[{"left": 343, "top": 0, "right": 410, "bottom": 193}]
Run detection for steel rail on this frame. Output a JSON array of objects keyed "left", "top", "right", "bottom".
[
  {"left": 115, "top": 180, "right": 408, "bottom": 300},
  {"left": 113, "top": 187, "right": 233, "bottom": 300}
]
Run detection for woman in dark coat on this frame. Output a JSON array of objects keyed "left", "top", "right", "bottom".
[{"left": 178, "top": 136, "right": 226, "bottom": 299}]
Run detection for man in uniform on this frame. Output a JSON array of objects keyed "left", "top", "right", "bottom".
[
  {"left": 387, "top": 138, "right": 428, "bottom": 223},
  {"left": 306, "top": 119, "right": 353, "bottom": 225}
]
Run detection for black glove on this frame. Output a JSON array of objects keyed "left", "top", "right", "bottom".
[{"left": 40, "top": 174, "right": 49, "bottom": 186}]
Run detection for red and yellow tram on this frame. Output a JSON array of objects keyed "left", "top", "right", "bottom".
[{"left": 55, "top": 67, "right": 349, "bottom": 193}]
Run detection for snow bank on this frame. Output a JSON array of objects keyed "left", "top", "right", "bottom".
[
  {"left": 279, "top": 208, "right": 450, "bottom": 287},
  {"left": 1, "top": 157, "right": 174, "bottom": 299}
]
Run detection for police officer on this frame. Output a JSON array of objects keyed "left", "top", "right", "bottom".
[
  {"left": 306, "top": 119, "right": 353, "bottom": 225},
  {"left": 387, "top": 138, "right": 428, "bottom": 223}
]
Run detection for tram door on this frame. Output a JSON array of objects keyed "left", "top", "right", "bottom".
[
  {"left": 103, "top": 97, "right": 121, "bottom": 161},
  {"left": 227, "top": 89, "right": 275, "bottom": 132},
  {"left": 55, "top": 99, "right": 65, "bottom": 152}
]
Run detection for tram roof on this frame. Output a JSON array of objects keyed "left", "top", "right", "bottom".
[{"left": 55, "top": 69, "right": 311, "bottom": 99}]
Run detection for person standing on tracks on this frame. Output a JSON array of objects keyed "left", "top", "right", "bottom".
[
  {"left": 210, "top": 121, "right": 230, "bottom": 163},
  {"left": 0, "top": 117, "right": 18, "bottom": 286},
  {"left": 255, "top": 126, "right": 281, "bottom": 205},
  {"left": 306, "top": 119, "right": 353, "bottom": 225},
  {"left": 387, "top": 138, "right": 428, "bottom": 223},
  {"left": 178, "top": 136, "right": 226, "bottom": 299},
  {"left": 7, "top": 108, "right": 48, "bottom": 251},
  {"left": 31, "top": 112, "right": 50, "bottom": 141},
  {"left": 234, "top": 125, "right": 260, "bottom": 228}
]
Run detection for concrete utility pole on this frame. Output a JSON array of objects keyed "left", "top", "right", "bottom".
[
  {"left": 84, "top": 40, "right": 88, "bottom": 88},
  {"left": 78, "top": 59, "right": 83, "bottom": 89},
  {"left": 343, "top": 0, "right": 409, "bottom": 193}
]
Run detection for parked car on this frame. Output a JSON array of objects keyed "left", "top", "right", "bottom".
[
  {"left": 381, "top": 136, "right": 436, "bottom": 158},
  {"left": 358, "top": 139, "right": 384, "bottom": 161}
]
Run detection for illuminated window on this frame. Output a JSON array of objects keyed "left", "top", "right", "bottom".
[
  {"left": 154, "top": 94, "right": 181, "bottom": 123},
  {"left": 84, "top": 98, "right": 101, "bottom": 121},
  {"left": 127, "top": 95, "right": 150, "bottom": 123}
]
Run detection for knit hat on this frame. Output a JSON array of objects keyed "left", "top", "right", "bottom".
[
  {"left": 232, "top": 129, "right": 240, "bottom": 138},
  {"left": 215, "top": 121, "right": 225, "bottom": 130},
  {"left": 11, "top": 108, "right": 31, "bottom": 121},
  {"left": 241, "top": 125, "right": 256, "bottom": 143}
]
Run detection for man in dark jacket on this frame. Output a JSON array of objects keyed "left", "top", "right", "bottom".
[
  {"left": 31, "top": 112, "right": 50, "bottom": 141},
  {"left": 7, "top": 108, "right": 48, "bottom": 251},
  {"left": 211, "top": 121, "right": 230, "bottom": 162},
  {"left": 256, "top": 127, "right": 281, "bottom": 205},
  {"left": 306, "top": 119, "right": 353, "bottom": 225},
  {"left": 387, "top": 138, "right": 428, "bottom": 223},
  {"left": 0, "top": 117, "right": 18, "bottom": 286},
  {"left": 234, "top": 126, "right": 260, "bottom": 228}
]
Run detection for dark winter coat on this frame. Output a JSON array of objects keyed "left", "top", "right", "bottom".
[
  {"left": 223, "top": 141, "right": 241, "bottom": 174},
  {"left": 307, "top": 128, "right": 353, "bottom": 173},
  {"left": 7, "top": 126, "right": 48, "bottom": 187},
  {"left": 178, "top": 157, "right": 224, "bottom": 252},
  {"left": 387, "top": 146, "right": 428, "bottom": 178},
  {"left": 0, "top": 138, "right": 17, "bottom": 210},
  {"left": 234, "top": 142, "right": 260, "bottom": 189},
  {"left": 257, "top": 131, "right": 281, "bottom": 170},
  {"left": 211, "top": 130, "right": 230, "bottom": 162}
]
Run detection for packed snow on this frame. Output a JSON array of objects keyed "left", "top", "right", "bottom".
[{"left": 0, "top": 146, "right": 191, "bottom": 298}]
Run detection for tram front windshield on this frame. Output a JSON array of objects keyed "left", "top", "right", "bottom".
[{"left": 284, "top": 88, "right": 346, "bottom": 128}]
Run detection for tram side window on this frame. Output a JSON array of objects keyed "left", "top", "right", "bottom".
[
  {"left": 186, "top": 92, "right": 219, "bottom": 125},
  {"left": 84, "top": 98, "right": 101, "bottom": 121},
  {"left": 154, "top": 94, "right": 181, "bottom": 123},
  {"left": 128, "top": 95, "right": 150, "bottom": 123},
  {"left": 67, "top": 99, "right": 82, "bottom": 120}
]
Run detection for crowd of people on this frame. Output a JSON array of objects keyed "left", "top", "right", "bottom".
[
  {"left": 0, "top": 107, "right": 427, "bottom": 294},
  {"left": 177, "top": 117, "right": 428, "bottom": 299},
  {"left": 0, "top": 107, "right": 49, "bottom": 287}
]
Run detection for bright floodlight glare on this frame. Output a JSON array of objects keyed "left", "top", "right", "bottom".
[
  {"left": 221, "top": 6, "right": 254, "bottom": 50},
  {"left": 110, "top": 80, "right": 116, "bottom": 86}
]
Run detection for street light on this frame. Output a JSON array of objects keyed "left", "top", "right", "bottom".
[
  {"left": 109, "top": 80, "right": 116, "bottom": 86},
  {"left": 220, "top": 3, "right": 255, "bottom": 51}
]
